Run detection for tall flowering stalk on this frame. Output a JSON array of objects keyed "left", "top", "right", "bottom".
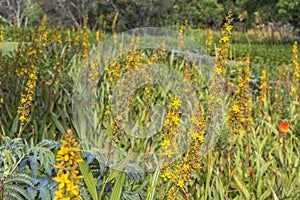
[
  {"left": 112, "top": 11, "right": 119, "bottom": 45},
  {"left": 160, "top": 97, "right": 181, "bottom": 161},
  {"left": 80, "top": 15, "right": 91, "bottom": 59},
  {"left": 227, "top": 59, "right": 244, "bottom": 135},
  {"left": 95, "top": 31, "right": 102, "bottom": 45},
  {"left": 177, "top": 25, "right": 184, "bottom": 51},
  {"left": 209, "top": 12, "right": 233, "bottom": 114},
  {"left": 160, "top": 102, "right": 206, "bottom": 199},
  {"left": 0, "top": 30, "right": 4, "bottom": 42},
  {"left": 160, "top": 97, "right": 181, "bottom": 199},
  {"left": 241, "top": 55, "right": 253, "bottom": 179},
  {"left": 53, "top": 129, "right": 83, "bottom": 200},
  {"left": 40, "top": 28, "right": 49, "bottom": 54},
  {"left": 66, "top": 29, "right": 72, "bottom": 52},
  {"left": 259, "top": 67, "right": 268, "bottom": 107},
  {"left": 17, "top": 65, "right": 37, "bottom": 125},
  {"left": 274, "top": 64, "right": 286, "bottom": 123},
  {"left": 207, "top": 29, "right": 213, "bottom": 54},
  {"left": 291, "top": 41, "right": 299, "bottom": 101},
  {"left": 227, "top": 55, "right": 254, "bottom": 179},
  {"left": 17, "top": 31, "right": 39, "bottom": 133},
  {"left": 242, "top": 55, "right": 253, "bottom": 132},
  {"left": 51, "top": 23, "right": 63, "bottom": 46},
  {"left": 210, "top": 12, "right": 234, "bottom": 169}
]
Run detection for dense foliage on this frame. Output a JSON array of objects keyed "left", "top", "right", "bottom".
[{"left": 0, "top": 11, "right": 299, "bottom": 200}]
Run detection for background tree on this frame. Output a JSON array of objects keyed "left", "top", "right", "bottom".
[
  {"left": 105, "top": 0, "right": 173, "bottom": 31},
  {"left": 276, "top": 0, "right": 300, "bottom": 30},
  {"left": 0, "top": 0, "right": 299, "bottom": 35},
  {"left": 0, "top": 0, "right": 39, "bottom": 27},
  {"left": 37, "top": 0, "right": 95, "bottom": 27}
]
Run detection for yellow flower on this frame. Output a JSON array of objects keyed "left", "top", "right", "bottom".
[
  {"left": 53, "top": 172, "right": 71, "bottom": 186},
  {"left": 116, "top": 115, "right": 122, "bottom": 121},
  {"left": 232, "top": 104, "right": 240, "bottom": 113},
  {"left": 220, "top": 35, "right": 229, "bottom": 43},
  {"left": 171, "top": 98, "right": 181, "bottom": 109},
  {"left": 21, "top": 98, "right": 26, "bottom": 104},
  {"left": 177, "top": 179, "right": 184, "bottom": 188},
  {"left": 64, "top": 155, "right": 70, "bottom": 162},
  {"left": 194, "top": 133, "right": 205, "bottom": 142},
  {"left": 161, "top": 171, "right": 173, "bottom": 181},
  {"left": 164, "top": 149, "right": 174, "bottom": 158},
  {"left": 216, "top": 67, "right": 225, "bottom": 74},
  {"left": 161, "top": 139, "right": 171, "bottom": 148},
  {"left": 171, "top": 115, "right": 180, "bottom": 126},
  {"left": 19, "top": 115, "right": 27, "bottom": 123},
  {"left": 238, "top": 129, "right": 243, "bottom": 135},
  {"left": 226, "top": 25, "right": 233, "bottom": 33},
  {"left": 182, "top": 164, "right": 190, "bottom": 171}
]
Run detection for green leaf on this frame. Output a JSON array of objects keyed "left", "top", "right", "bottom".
[
  {"left": 271, "top": 187, "right": 279, "bottom": 200},
  {"left": 110, "top": 172, "right": 125, "bottom": 200},
  {"left": 11, "top": 115, "right": 19, "bottom": 134},
  {"left": 51, "top": 112, "right": 65, "bottom": 134},
  {"left": 79, "top": 152, "right": 98, "bottom": 200},
  {"left": 233, "top": 174, "right": 251, "bottom": 199},
  {"left": 146, "top": 166, "right": 160, "bottom": 200},
  {"left": 3, "top": 149, "right": 13, "bottom": 167},
  {"left": 105, "top": 155, "right": 132, "bottom": 183}
]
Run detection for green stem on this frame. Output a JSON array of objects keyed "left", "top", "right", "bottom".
[
  {"left": 99, "top": 176, "right": 107, "bottom": 199},
  {"left": 17, "top": 123, "right": 23, "bottom": 138}
]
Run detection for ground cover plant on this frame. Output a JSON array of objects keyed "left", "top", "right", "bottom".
[{"left": 0, "top": 12, "right": 299, "bottom": 200}]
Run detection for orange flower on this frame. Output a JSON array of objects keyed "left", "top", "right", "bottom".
[{"left": 279, "top": 121, "right": 289, "bottom": 133}]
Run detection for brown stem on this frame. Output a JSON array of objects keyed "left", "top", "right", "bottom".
[
  {"left": 184, "top": 182, "right": 189, "bottom": 200},
  {"left": 0, "top": 177, "right": 6, "bottom": 199}
]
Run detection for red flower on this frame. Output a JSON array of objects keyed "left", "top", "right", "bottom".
[{"left": 279, "top": 121, "right": 289, "bottom": 133}]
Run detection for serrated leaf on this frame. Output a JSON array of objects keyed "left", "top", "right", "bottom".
[
  {"left": 27, "top": 186, "right": 38, "bottom": 199},
  {"left": 30, "top": 152, "right": 38, "bottom": 177},
  {"left": 18, "top": 157, "right": 28, "bottom": 171},
  {"left": 40, "top": 186, "right": 51, "bottom": 200},
  {"left": 5, "top": 184, "right": 31, "bottom": 200}
]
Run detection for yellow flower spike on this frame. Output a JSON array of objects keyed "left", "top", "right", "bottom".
[
  {"left": 291, "top": 41, "right": 299, "bottom": 100},
  {"left": 207, "top": 29, "right": 213, "bottom": 53},
  {"left": 53, "top": 129, "right": 83, "bottom": 199}
]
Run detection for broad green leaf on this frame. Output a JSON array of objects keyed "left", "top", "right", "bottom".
[
  {"left": 110, "top": 172, "right": 125, "bottom": 200},
  {"left": 79, "top": 152, "right": 98, "bottom": 200},
  {"left": 105, "top": 155, "right": 132, "bottom": 183},
  {"left": 11, "top": 115, "right": 19, "bottom": 134}
]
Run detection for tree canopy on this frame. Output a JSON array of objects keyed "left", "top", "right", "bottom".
[{"left": 0, "top": 0, "right": 299, "bottom": 34}]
